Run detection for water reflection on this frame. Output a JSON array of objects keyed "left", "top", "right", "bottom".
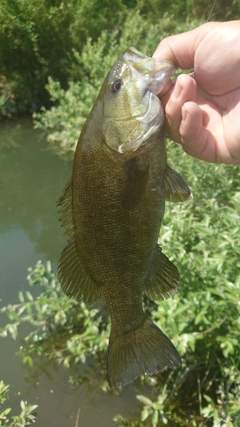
[
  {"left": 0, "top": 119, "right": 72, "bottom": 262},
  {"left": 20, "top": 355, "right": 144, "bottom": 427}
]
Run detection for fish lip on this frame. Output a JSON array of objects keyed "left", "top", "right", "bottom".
[
  {"left": 124, "top": 47, "right": 175, "bottom": 96},
  {"left": 127, "top": 61, "right": 175, "bottom": 97},
  {"left": 147, "top": 61, "right": 175, "bottom": 95}
]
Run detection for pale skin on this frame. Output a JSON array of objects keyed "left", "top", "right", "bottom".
[{"left": 153, "top": 21, "right": 240, "bottom": 164}]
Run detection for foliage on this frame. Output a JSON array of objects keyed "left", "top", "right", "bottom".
[
  {"left": 1, "top": 0, "right": 240, "bottom": 116},
  {"left": 0, "top": 0, "right": 73, "bottom": 110},
  {"left": 0, "top": 381, "right": 37, "bottom": 426},
  {"left": 139, "top": 0, "right": 240, "bottom": 22},
  {"left": 0, "top": 0, "right": 129, "bottom": 113},
  {"left": 1, "top": 146, "right": 240, "bottom": 425},
  {"left": 0, "top": 261, "right": 109, "bottom": 369}
]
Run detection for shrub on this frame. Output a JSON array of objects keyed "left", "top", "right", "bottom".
[{"left": 0, "top": 0, "right": 129, "bottom": 112}]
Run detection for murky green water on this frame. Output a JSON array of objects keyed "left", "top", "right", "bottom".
[{"left": 0, "top": 119, "right": 144, "bottom": 427}]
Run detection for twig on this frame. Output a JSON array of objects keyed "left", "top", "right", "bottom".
[
  {"left": 75, "top": 408, "right": 81, "bottom": 427},
  {"left": 197, "top": 316, "right": 227, "bottom": 335}
]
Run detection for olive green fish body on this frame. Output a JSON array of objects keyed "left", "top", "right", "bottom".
[
  {"left": 73, "top": 127, "right": 166, "bottom": 285},
  {"left": 57, "top": 47, "right": 191, "bottom": 387}
]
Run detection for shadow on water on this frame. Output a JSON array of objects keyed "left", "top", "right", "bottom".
[{"left": 0, "top": 119, "right": 141, "bottom": 427}]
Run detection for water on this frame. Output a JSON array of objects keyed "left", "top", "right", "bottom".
[{"left": 0, "top": 119, "right": 143, "bottom": 426}]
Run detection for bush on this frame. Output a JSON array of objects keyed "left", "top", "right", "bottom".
[
  {"left": 0, "top": 0, "right": 129, "bottom": 113},
  {"left": 139, "top": 0, "right": 240, "bottom": 22},
  {"left": 0, "top": 0, "right": 74, "bottom": 110}
]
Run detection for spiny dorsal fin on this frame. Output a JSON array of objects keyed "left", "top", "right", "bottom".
[
  {"left": 144, "top": 245, "right": 179, "bottom": 301},
  {"left": 164, "top": 165, "right": 192, "bottom": 202},
  {"left": 58, "top": 238, "right": 102, "bottom": 302},
  {"left": 57, "top": 177, "right": 74, "bottom": 238}
]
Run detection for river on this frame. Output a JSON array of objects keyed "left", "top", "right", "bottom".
[{"left": 0, "top": 119, "right": 145, "bottom": 427}]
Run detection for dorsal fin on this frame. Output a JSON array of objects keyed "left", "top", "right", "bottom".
[
  {"left": 144, "top": 245, "right": 179, "bottom": 301},
  {"left": 57, "top": 177, "right": 102, "bottom": 302},
  {"left": 164, "top": 165, "right": 192, "bottom": 202}
]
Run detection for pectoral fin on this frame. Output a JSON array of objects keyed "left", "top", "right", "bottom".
[
  {"left": 144, "top": 245, "right": 179, "bottom": 301},
  {"left": 164, "top": 165, "right": 192, "bottom": 202}
]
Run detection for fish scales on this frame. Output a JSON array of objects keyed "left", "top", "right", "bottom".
[
  {"left": 73, "top": 139, "right": 165, "bottom": 280},
  {"left": 73, "top": 136, "right": 165, "bottom": 334},
  {"left": 57, "top": 47, "right": 191, "bottom": 387}
]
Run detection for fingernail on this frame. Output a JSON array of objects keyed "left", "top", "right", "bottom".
[
  {"left": 173, "top": 81, "right": 183, "bottom": 99},
  {"left": 182, "top": 106, "right": 187, "bottom": 122}
]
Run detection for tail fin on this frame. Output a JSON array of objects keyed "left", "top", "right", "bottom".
[{"left": 107, "top": 319, "right": 181, "bottom": 387}]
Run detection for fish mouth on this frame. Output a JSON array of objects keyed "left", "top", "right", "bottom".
[
  {"left": 124, "top": 47, "right": 175, "bottom": 96},
  {"left": 117, "top": 49, "right": 175, "bottom": 155}
]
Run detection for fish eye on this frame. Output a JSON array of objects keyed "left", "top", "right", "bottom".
[{"left": 110, "top": 79, "right": 123, "bottom": 93}]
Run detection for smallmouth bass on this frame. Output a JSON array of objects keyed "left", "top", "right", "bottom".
[{"left": 57, "top": 47, "right": 191, "bottom": 387}]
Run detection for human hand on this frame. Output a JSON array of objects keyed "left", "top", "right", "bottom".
[{"left": 153, "top": 21, "right": 240, "bottom": 164}]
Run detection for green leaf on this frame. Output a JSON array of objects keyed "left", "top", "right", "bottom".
[
  {"left": 26, "top": 291, "right": 34, "bottom": 301},
  {"left": 18, "top": 291, "right": 25, "bottom": 303},
  {"left": 141, "top": 409, "right": 150, "bottom": 422},
  {"left": 137, "top": 395, "right": 153, "bottom": 406},
  {"left": 0, "top": 407, "right": 11, "bottom": 419},
  {"left": 151, "top": 410, "right": 159, "bottom": 427}
]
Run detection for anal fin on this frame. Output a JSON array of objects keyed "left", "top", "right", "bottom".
[
  {"left": 144, "top": 245, "right": 180, "bottom": 301},
  {"left": 58, "top": 239, "right": 102, "bottom": 302}
]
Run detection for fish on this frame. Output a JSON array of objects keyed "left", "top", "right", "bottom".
[{"left": 57, "top": 47, "right": 191, "bottom": 387}]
